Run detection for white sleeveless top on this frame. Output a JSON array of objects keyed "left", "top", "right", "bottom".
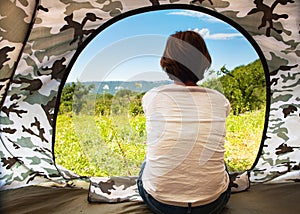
[{"left": 141, "top": 84, "right": 230, "bottom": 207}]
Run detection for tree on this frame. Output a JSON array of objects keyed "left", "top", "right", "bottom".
[
  {"left": 129, "top": 92, "right": 145, "bottom": 116},
  {"left": 115, "top": 89, "right": 132, "bottom": 98},
  {"left": 73, "top": 82, "right": 95, "bottom": 115},
  {"left": 59, "top": 81, "right": 94, "bottom": 114},
  {"left": 95, "top": 92, "right": 113, "bottom": 115},
  {"left": 59, "top": 82, "right": 76, "bottom": 114},
  {"left": 201, "top": 59, "right": 266, "bottom": 114}
]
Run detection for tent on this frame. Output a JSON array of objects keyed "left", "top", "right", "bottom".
[{"left": 0, "top": 0, "right": 299, "bottom": 213}]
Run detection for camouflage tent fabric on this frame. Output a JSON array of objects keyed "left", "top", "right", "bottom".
[
  {"left": 0, "top": 0, "right": 299, "bottom": 190},
  {"left": 87, "top": 171, "right": 250, "bottom": 203},
  {"left": 88, "top": 176, "right": 142, "bottom": 203}
]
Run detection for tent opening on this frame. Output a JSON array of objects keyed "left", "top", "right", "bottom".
[{"left": 54, "top": 7, "right": 268, "bottom": 178}]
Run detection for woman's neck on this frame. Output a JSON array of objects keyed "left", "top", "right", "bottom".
[{"left": 174, "top": 81, "right": 198, "bottom": 86}]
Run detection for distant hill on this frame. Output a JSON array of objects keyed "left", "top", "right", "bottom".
[{"left": 69, "top": 80, "right": 172, "bottom": 95}]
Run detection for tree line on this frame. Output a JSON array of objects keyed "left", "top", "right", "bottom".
[
  {"left": 59, "top": 59, "right": 266, "bottom": 116},
  {"left": 201, "top": 59, "right": 266, "bottom": 114}
]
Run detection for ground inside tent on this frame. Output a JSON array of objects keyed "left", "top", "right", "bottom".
[{"left": 1, "top": 182, "right": 299, "bottom": 214}]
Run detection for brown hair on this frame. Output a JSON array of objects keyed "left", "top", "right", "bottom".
[{"left": 160, "top": 31, "right": 211, "bottom": 83}]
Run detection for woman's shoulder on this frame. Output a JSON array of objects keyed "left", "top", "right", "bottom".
[
  {"left": 142, "top": 84, "right": 170, "bottom": 102},
  {"left": 145, "top": 84, "right": 176, "bottom": 94},
  {"left": 201, "top": 87, "right": 225, "bottom": 96},
  {"left": 196, "top": 87, "right": 229, "bottom": 103}
]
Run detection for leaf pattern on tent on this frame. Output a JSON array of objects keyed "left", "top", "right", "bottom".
[
  {"left": 0, "top": 0, "right": 299, "bottom": 190},
  {"left": 247, "top": 0, "right": 294, "bottom": 37}
]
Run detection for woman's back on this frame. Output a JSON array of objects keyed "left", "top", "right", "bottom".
[{"left": 141, "top": 84, "right": 230, "bottom": 207}]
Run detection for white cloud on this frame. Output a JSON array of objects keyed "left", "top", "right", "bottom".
[
  {"left": 191, "top": 28, "right": 242, "bottom": 40},
  {"left": 167, "top": 10, "right": 222, "bottom": 23},
  {"left": 167, "top": 11, "right": 242, "bottom": 40}
]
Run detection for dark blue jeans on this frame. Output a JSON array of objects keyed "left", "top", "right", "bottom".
[{"left": 137, "top": 162, "right": 231, "bottom": 214}]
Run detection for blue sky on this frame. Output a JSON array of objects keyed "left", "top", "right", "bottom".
[{"left": 67, "top": 9, "right": 259, "bottom": 82}]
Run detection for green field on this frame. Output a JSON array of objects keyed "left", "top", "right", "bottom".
[{"left": 54, "top": 109, "right": 265, "bottom": 176}]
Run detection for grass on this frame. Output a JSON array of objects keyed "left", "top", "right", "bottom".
[
  {"left": 54, "top": 109, "right": 265, "bottom": 176},
  {"left": 225, "top": 110, "right": 265, "bottom": 171}
]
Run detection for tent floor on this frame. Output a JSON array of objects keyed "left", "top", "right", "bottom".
[{"left": 1, "top": 182, "right": 299, "bottom": 214}]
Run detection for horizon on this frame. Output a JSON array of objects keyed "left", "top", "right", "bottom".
[{"left": 68, "top": 58, "right": 259, "bottom": 83}]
